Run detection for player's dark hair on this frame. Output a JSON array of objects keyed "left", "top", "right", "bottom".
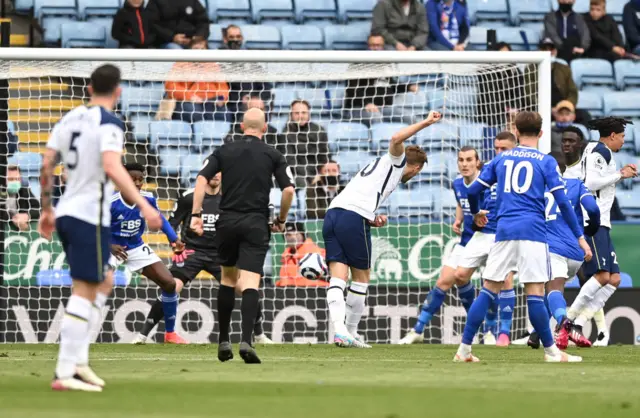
[
  {"left": 494, "top": 42, "right": 512, "bottom": 51},
  {"left": 290, "top": 99, "right": 311, "bottom": 110},
  {"left": 90, "top": 64, "right": 121, "bottom": 96},
  {"left": 495, "top": 131, "right": 517, "bottom": 142},
  {"left": 515, "top": 111, "right": 543, "bottom": 137},
  {"left": 7, "top": 164, "right": 20, "bottom": 173},
  {"left": 124, "top": 162, "right": 146, "bottom": 174},
  {"left": 586, "top": 117, "right": 632, "bottom": 138},
  {"left": 561, "top": 125, "right": 585, "bottom": 141},
  {"left": 459, "top": 145, "right": 479, "bottom": 160},
  {"left": 549, "top": 151, "right": 567, "bottom": 174},
  {"left": 406, "top": 145, "right": 428, "bottom": 166}
]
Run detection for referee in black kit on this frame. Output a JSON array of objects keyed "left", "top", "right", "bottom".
[{"left": 190, "top": 107, "right": 295, "bottom": 364}]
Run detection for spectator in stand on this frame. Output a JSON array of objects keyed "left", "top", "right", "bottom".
[
  {"left": 343, "top": 34, "right": 418, "bottom": 127},
  {"left": 623, "top": 0, "right": 640, "bottom": 54},
  {"left": 146, "top": 0, "right": 209, "bottom": 49},
  {"left": 551, "top": 101, "right": 578, "bottom": 153},
  {"left": 584, "top": 0, "right": 626, "bottom": 62},
  {"left": 165, "top": 38, "right": 229, "bottom": 123},
  {"left": 426, "top": 0, "right": 470, "bottom": 51},
  {"left": 306, "top": 161, "right": 343, "bottom": 220},
  {"left": 276, "top": 223, "right": 329, "bottom": 288},
  {"left": 220, "top": 25, "right": 273, "bottom": 122},
  {"left": 111, "top": 0, "right": 157, "bottom": 49},
  {"left": 3, "top": 165, "right": 40, "bottom": 231},
  {"left": 544, "top": 0, "right": 591, "bottom": 63},
  {"left": 224, "top": 96, "right": 279, "bottom": 148},
  {"left": 281, "top": 100, "right": 330, "bottom": 188},
  {"left": 372, "top": 0, "right": 429, "bottom": 51}
]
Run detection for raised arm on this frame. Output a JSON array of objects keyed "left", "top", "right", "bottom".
[{"left": 389, "top": 111, "right": 441, "bottom": 157}]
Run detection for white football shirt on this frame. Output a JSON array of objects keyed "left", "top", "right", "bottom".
[
  {"left": 580, "top": 141, "right": 621, "bottom": 228},
  {"left": 47, "top": 105, "right": 125, "bottom": 226},
  {"left": 563, "top": 159, "right": 583, "bottom": 180},
  {"left": 329, "top": 152, "right": 406, "bottom": 221}
]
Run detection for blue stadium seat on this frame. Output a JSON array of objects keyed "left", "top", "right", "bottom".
[
  {"left": 295, "top": 88, "right": 331, "bottom": 116},
  {"left": 208, "top": 0, "right": 251, "bottom": 22},
  {"left": 14, "top": 0, "right": 34, "bottom": 14},
  {"left": 181, "top": 154, "right": 208, "bottom": 183},
  {"left": 90, "top": 18, "right": 117, "bottom": 48},
  {"left": 619, "top": 273, "right": 634, "bottom": 288},
  {"left": 591, "top": 126, "right": 635, "bottom": 154},
  {"left": 8, "top": 152, "right": 42, "bottom": 176},
  {"left": 61, "top": 22, "right": 106, "bottom": 48},
  {"left": 327, "top": 122, "right": 370, "bottom": 152},
  {"left": 271, "top": 86, "right": 299, "bottom": 114},
  {"left": 370, "top": 123, "right": 408, "bottom": 153},
  {"left": 158, "top": 149, "right": 183, "bottom": 176},
  {"left": 294, "top": 0, "right": 337, "bottom": 23},
  {"left": 42, "top": 17, "right": 76, "bottom": 44},
  {"left": 467, "top": 26, "right": 488, "bottom": 50},
  {"left": 408, "top": 164, "right": 448, "bottom": 190},
  {"left": 570, "top": 59, "right": 615, "bottom": 89},
  {"left": 270, "top": 116, "right": 289, "bottom": 133},
  {"left": 336, "top": 0, "right": 376, "bottom": 22},
  {"left": 34, "top": 0, "right": 77, "bottom": 21},
  {"left": 496, "top": 27, "right": 540, "bottom": 50},
  {"left": 429, "top": 151, "right": 458, "bottom": 178},
  {"left": 605, "top": 0, "right": 626, "bottom": 22},
  {"left": 334, "top": 150, "right": 371, "bottom": 178},
  {"left": 120, "top": 85, "right": 165, "bottom": 116},
  {"left": 208, "top": 24, "right": 224, "bottom": 49},
  {"left": 128, "top": 114, "right": 152, "bottom": 142},
  {"left": 240, "top": 25, "right": 281, "bottom": 49},
  {"left": 324, "top": 23, "right": 370, "bottom": 50},
  {"left": 281, "top": 25, "right": 324, "bottom": 50},
  {"left": 571, "top": 123, "right": 590, "bottom": 141},
  {"left": 467, "top": 0, "right": 510, "bottom": 24},
  {"left": 149, "top": 121, "right": 192, "bottom": 150},
  {"left": 576, "top": 91, "right": 603, "bottom": 117},
  {"left": 459, "top": 123, "right": 487, "bottom": 145},
  {"left": 251, "top": 0, "right": 294, "bottom": 23},
  {"left": 617, "top": 189, "right": 640, "bottom": 218},
  {"left": 509, "top": 0, "right": 551, "bottom": 25},
  {"left": 394, "top": 92, "right": 430, "bottom": 116},
  {"left": 415, "top": 123, "right": 459, "bottom": 151},
  {"left": 614, "top": 60, "right": 640, "bottom": 90},
  {"left": 603, "top": 92, "right": 640, "bottom": 118},
  {"left": 193, "top": 121, "right": 230, "bottom": 150},
  {"left": 552, "top": 0, "right": 589, "bottom": 13},
  {"left": 389, "top": 189, "right": 434, "bottom": 220},
  {"left": 78, "top": 0, "right": 120, "bottom": 19}
]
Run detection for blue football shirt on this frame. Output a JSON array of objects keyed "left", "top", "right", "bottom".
[
  {"left": 546, "top": 178, "right": 591, "bottom": 261},
  {"left": 111, "top": 191, "right": 161, "bottom": 250},
  {"left": 476, "top": 146, "right": 565, "bottom": 243},
  {"left": 453, "top": 177, "right": 474, "bottom": 246},
  {"left": 480, "top": 183, "right": 498, "bottom": 235}
]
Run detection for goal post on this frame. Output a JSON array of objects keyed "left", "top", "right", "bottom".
[{"left": 0, "top": 48, "right": 551, "bottom": 344}]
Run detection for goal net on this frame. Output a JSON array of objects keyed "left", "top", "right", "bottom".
[{"left": 0, "top": 49, "right": 550, "bottom": 344}]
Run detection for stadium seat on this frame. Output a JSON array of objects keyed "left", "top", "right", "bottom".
[
  {"left": 208, "top": 24, "right": 224, "bottom": 49},
  {"left": 120, "top": 85, "right": 165, "bottom": 116},
  {"left": 90, "top": 18, "right": 118, "bottom": 48},
  {"left": 128, "top": 114, "right": 152, "bottom": 142},
  {"left": 240, "top": 25, "right": 281, "bottom": 49},
  {"left": 181, "top": 154, "right": 208, "bottom": 183},
  {"left": 509, "top": 0, "right": 552, "bottom": 25},
  {"left": 41, "top": 16, "right": 76, "bottom": 44},
  {"left": 416, "top": 123, "right": 459, "bottom": 151},
  {"left": 576, "top": 90, "right": 603, "bottom": 117},
  {"left": 467, "top": 0, "right": 510, "bottom": 24},
  {"left": 193, "top": 121, "right": 230, "bottom": 149},
  {"left": 390, "top": 189, "right": 434, "bottom": 220},
  {"left": 281, "top": 25, "right": 324, "bottom": 50},
  {"left": 619, "top": 273, "right": 633, "bottom": 288},
  {"left": 459, "top": 123, "right": 488, "bottom": 145},
  {"left": 14, "top": 0, "right": 34, "bottom": 14},
  {"left": 617, "top": 189, "right": 640, "bottom": 218},
  {"left": 271, "top": 86, "right": 299, "bottom": 114},
  {"left": 208, "top": 0, "right": 251, "bottom": 22},
  {"left": 61, "top": 22, "right": 106, "bottom": 48},
  {"left": 333, "top": 150, "right": 371, "bottom": 177},
  {"left": 370, "top": 123, "right": 409, "bottom": 153},
  {"left": 327, "top": 122, "right": 370, "bottom": 152},
  {"left": 34, "top": 0, "right": 78, "bottom": 21},
  {"left": 570, "top": 59, "right": 615, "bottom": 89},
  {"left": 496, "top": 27, "right": 540, "bottom": 51},
  {"left": 614, "top": 60, "right": 640, "bottom": 90},
  {"left": 149, "top": 121, "right": 192, "bottom": 150},
  {"left": 394, "top": 92, "right": 430, "bottom": 117},
  {"left": 467, "top": 26, "right": 488, "bottom": 50},
  {"left": 8, "top": 152, "right": 42, "bottom": 176},
  {"left": 603, "top": 92, "right": 640, "bottom": 118},
  {"left": 294, "top": 0, "right": 337, "bottom": 23},
  {"left": 158, "top": 149, "right": 183, "bottom": 176},
  {"left": 430, "top": 150, "right": 458, "bottom": 178},
  {"left": 295, "top": 88, "right": 331, "bottom": 115},
  {"left": 323, "top": 23, "right": 370, "bottom": 50},
  {"left": 251, "top": 0, "right": 294, "bottom": 23},
  {"left": 78, "top": 0, "right": 120, "bottom": 19},
  {"left": 270, "top": 116, "right": 289, "bottom": 133},
  {"left": 571, "top": 123, "right": 590, "bottom": 141},
  {"left": 336, "top": 0, "right": 376, "bottom": 22},
  {"left": 605, "top": 0, "right": 626, "bottom": 22},
  {"left": 409, "top": 164, "right": 448, "bottom": 190},
  {"left": 592, "top": 125, "right": 636, "bottom": 153}
]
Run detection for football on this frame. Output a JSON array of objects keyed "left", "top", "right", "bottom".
[{"left": 299, "top": 252, "right": 328, "bottom": 280}]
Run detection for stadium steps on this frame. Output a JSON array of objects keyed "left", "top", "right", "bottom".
[
  {"left": 9, "top": 98, "right": 83, "bottom": 111},
  {"left": 10, "top": 111, "right": 64, "bottom": 124},
  {"left": 18, "top": 131, "right": 48, "bottom": 143},
  {"left": 10, "top": 34, "right": 29, "bottom": 46},
  {"left": 19, "top": 145, "right": 46, "bottom": 154},
  {"left": 9, "top": 80, "right": 69, "bottom": 91}
]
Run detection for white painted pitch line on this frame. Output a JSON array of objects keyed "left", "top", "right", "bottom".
[{"left": 0, "top": 356, "right": 419, "bottom": 362}]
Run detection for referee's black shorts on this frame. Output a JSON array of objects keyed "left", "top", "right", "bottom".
[
  {"left": 170, "top": 250, "right": 221, "bottom": 283},
  {"left": 215, "top": 212, "right": 270, "bottom": 274}
]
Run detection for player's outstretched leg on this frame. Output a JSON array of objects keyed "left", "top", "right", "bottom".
[
  {"left": 454, "top": 285, "right": 501, "bottom": 362},
  {"left": 142, "top": 263, "right": 187, "bottom": 344},
  {"left": 573, "top": 276, "right": 618, "bottom": 347},
  {"left": 545, "top": 277, "right": 571, "bottom": 350}
]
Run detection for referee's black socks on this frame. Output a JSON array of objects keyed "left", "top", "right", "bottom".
[
  {"left": 241, "top": 289, "right": 260, "bottom": 344},
  {"left": 218, "top": 285, "right": 236, "bottom": 343}
]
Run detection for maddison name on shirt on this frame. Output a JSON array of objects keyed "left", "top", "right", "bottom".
[{"left": 502, "top": 149, "right": 545, "bottom": 160}]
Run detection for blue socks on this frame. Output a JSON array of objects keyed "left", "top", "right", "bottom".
[
  {"left": 546, "top": 290, "right": 567, "bottom": 324},
  {"left": 499, "top": 289, "right": 515, "bottom": 336},
  {"left": 483, "top": 296, "right": 498, "bottom": 336},
  {"left": 462, "top": 288, "right": 497, "bottom": 345},
  {"left": 457, "top": 282, "right": 476, "bottom": 312},
  {"left": 527, "top": 295, "right": 554, "bottom": 348},
  {"left": 161, "top": 291, "right": 179, "bottom": 333},
  {"left": 414, "top": 287, "right": 446, "bottom": 334}
]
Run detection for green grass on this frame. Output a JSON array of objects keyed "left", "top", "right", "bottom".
[{"left": 0, "top": 344, "right": 638, "bottom": 418}]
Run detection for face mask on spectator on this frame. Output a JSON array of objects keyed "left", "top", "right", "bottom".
[
  {"left": 556, "top": 121, "right": 572, "bottom": 128},
  {"left": 559, "top": 3, "right": 573, "bottom": 13},
  {"left": 6, "top": 181, "right": 21, "bottom": 194},
  {"left": 227, "top": 40, "right": 242, "bottom": 49},
  {"left": 324, "top": 175, "right": 339, "bottom": 186}
]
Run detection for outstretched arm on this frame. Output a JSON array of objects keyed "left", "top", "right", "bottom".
[
  {"left": 389, "top": 111, "right": 441, "bottom": 157},
  {"left": 581, "top": 193, "right": 601, "bottom": 236},
  {"left": 467, "top": 180, "right": 489, "bottom": 216},
  {"left": 552, "top": 188, "right": 584, "bottom": 240}
]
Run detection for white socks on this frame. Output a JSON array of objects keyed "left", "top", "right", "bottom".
[
  {"left": 345, "top": 282, "right": 369, "bottom": 336},
  {"left": 575, "top": 284, "right": 616, "bottom": 327},
  {"left": 326, "top": 278, "right": 348, "bottom": 335},
  {"left": 593, "top": 309, "right": 607, "bottom": 334},
  {"left": 56, "top": 295, "right": 92, "bottom": 379},
  {"left": 77, "top": 292, "right": 108, "bottom": 366},
  {"left": 567, "top": 278, "right": 602, "bottom": 320}
]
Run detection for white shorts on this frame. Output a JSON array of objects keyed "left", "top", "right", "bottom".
[
  {"left": 549, "top": 253, "right": 583, "bottom": 280},
  {"left": 457, "top": 232, "right": 496, "bottom": 269},
  {"left": 482, "top": 240, "right": 550, "bottom": 284},
  {"left": 443, "top": 244, "right": 464, "bottom": 269},
  {"left": 108, "top": 244, "right": 161, "bottom": 273}
]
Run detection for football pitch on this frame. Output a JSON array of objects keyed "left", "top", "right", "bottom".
[{"left": 0, "top": 344, "right": 638, "bottom": 418}]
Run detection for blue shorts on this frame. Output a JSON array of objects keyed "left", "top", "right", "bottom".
[
  {"left": 323, "top": 208, "right": 372, "bottom": 270},
  {"left": 583, "top": 226, "right": 619, "bottom": 278},
  {"left": 56, "top": 216, "right": 111, "bottom": 283}
]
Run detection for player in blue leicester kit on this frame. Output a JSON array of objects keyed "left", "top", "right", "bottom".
[
  {"left": 542, "top": 151, "right": 601, "bottom": 350},
  {"left": 109, "top": 163, "right": 188, "bottom": 344},
  {"left": 454, "top": 111, "right": 591, "bottom": 363}
]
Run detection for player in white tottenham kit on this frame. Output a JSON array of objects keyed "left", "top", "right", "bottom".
[
  {"left": 38, "top": 64, "right": 162, "bottom": 392},
  {"left": 565, "top": 118, "right": 637, "bottom": 345},
  {"left": 324, "top": 111, "right": 442, "bottom": 348}
]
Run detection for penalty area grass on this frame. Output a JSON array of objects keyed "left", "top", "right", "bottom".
[{"left": 0, "top": 344, "right": 638, "bottom": 418}]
